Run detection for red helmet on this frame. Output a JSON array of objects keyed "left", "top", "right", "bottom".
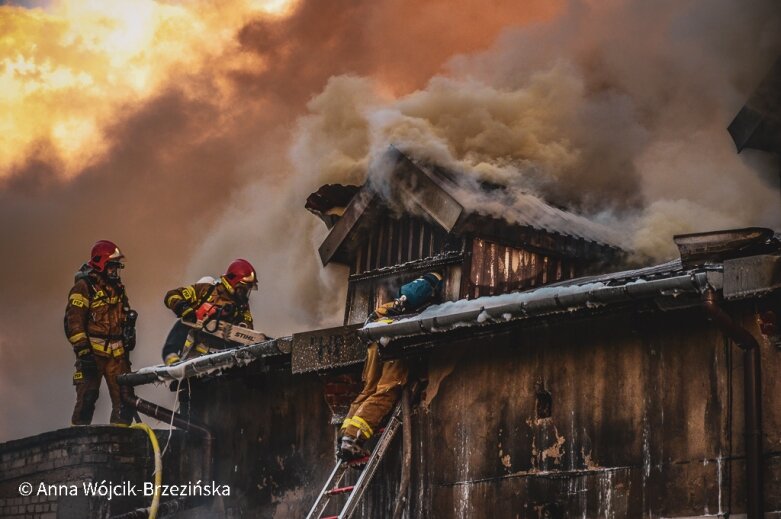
[
  {"left": 223, "top": 259, "right": 258, "bottom": 291},
  {"left": 88, "top": 240, "right": 124, "bottom": 272}
]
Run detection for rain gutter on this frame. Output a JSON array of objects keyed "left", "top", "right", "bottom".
[{"left": 360, "top": 272, "right": 716, "bottom": 341}]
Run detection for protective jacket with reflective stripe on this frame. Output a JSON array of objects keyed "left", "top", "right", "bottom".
[
  {"left": 65, "top": 272, "right": 130, "bottom": 357},
  {"left": 163, "top": 279, "right": 253, "bottom": 328}
]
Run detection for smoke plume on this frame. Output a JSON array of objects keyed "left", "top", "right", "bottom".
[{"left": 292, "top": 0, "right": 781, "bottom": 261}]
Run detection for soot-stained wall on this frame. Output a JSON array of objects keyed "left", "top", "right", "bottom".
[
  {"left": 180, "top": 303, "right": 781, "bottom": 518},
  {"left": 410, "top": 305, "right": 781, "bottom": 518}
]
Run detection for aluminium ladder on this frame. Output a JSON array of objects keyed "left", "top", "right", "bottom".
[{"left": 306, "top": 401, "right": 404, "bottom": 519}]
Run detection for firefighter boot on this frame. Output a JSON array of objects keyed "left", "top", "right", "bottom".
[{"left": 338, "top": 435, "right": 369, "bottom": 461}]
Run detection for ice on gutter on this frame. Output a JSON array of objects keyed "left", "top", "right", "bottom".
[
  {"left": 361, "top": 271, "right": 720, "bottom": 342},
  {"left": 119, "top": 339, "right": 283, "bottom": 386}
]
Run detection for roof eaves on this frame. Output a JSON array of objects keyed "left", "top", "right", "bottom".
[
  {"left": 360, "top": 269, "right": 720, "bottom": 342},
  {"left": 317, "top": 189, "right": 379, "bottom": 266},
  {"left": 122, "top": 339, "right": 286, "bottom": 385}
]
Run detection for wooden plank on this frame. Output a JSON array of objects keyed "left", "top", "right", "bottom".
[{"left": 471, "top": 238, "right": 485, "bottom": 298}]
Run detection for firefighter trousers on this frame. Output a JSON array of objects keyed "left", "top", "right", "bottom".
[
  {"left": 342, "top": 343, "right": 408, "bottom": 440},
  {"left": 72, "top": 355, "right": 135, "bottom": 426}
]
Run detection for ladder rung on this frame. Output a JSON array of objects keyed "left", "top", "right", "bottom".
[
  {"left": 321, "top": 516, "right": 338, "bottom": 519},
  {"left": 325, "top": 485, "right": 354, "bottom": 496}
]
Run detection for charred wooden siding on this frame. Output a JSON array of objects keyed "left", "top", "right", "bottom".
[
  {"left": 344, "top": 213, "right": 464, "bottom": 324},
  {"left": 465, "top": 237, "right": 579, "bottom": 298},
  {"left": 351, "top": 214, "right": 457, "bottom": 275}
]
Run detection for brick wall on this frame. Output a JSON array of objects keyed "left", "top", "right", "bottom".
[{"left": 0, "top": 426, "right": 182, "bottom": 519}]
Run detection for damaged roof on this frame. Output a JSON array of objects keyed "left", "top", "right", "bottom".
[
  {"left": 313, "top": 146, "right": 625, "bottom": 266},
  {"left": 305, "top": 184, "right": 360, "bottom": 229}
]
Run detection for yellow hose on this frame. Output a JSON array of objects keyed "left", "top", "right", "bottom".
[{"left": 130, "top": 422, "right": 162, "bottom": 519}]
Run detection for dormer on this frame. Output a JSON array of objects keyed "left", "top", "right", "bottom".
[{"left": 306, "top": 147, "right": 626, "bottom": 325}]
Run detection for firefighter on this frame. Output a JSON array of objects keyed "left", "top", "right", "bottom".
[
  {"left": 160, "top": 276, "right": 215, "bottom": 365},
  {"left": 163, "top": 259, "right": 258, "bottom": 363},
  {"left": 65, "top": 240, "right": 136, "bottom": 426},
  {"left": 338, "top": 272, "right": 443, "bottom": 460}
]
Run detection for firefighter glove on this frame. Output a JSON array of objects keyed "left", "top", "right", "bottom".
[
  {"left": 174, "top": 301, "right": 196, "bottom": 322},
  {"left": 220, "top": 303, "right": 236, "bottom": 319},
  {"left": 73, "top": 340, "right": 92, "bottom": 360}
]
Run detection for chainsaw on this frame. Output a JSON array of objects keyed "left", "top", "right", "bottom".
[{"left": 180, "top": 302, "right": 270, "bottom": 349}]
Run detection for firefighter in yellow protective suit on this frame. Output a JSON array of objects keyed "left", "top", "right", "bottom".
[
  {"left": 338, "top": 272, "right": 443, "bottom": 460},
  {"left": 162, "top": 259, "right": 258, "bottom": 364},
  {"left": 65, "top": 240, "right": 137, "bottom": 426}
]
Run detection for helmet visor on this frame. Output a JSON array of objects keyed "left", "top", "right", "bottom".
[{"left": 238, "top": 271, "right": 258, "bottom": 291}]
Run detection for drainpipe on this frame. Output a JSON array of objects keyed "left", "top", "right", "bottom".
[{"left": 703, "top": 288, "right": 763, "bottom": 519}]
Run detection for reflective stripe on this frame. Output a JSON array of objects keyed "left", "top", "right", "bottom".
[
  {"left": 90, "top": 338, "right": 125, "bottom": 358},
  {"left": 164, "top": 354, "right": 181, "bottom": 366},
  {"left": 166, "top": 294, "right": 183, "bottom": 307},
  {"left": 344, "top": 416, "right": 373, "bottom": 439},
  {"left": 221, "top": 277, "right": 233, "bottom": 294},
  {"left": 181, "top": 286, "right": 197, "bottom": 303},
  {"left": 90, "top": 296, "right": 121, "bottom": 308},
  {"left": 68, "top": 332, "right": 88, "bottom": 344},
  {"left": 195, "top": 344, "right": 209, "bottom": 354},
  {"left": 69, "top": 293, "right": 90, "bottom": 308}
]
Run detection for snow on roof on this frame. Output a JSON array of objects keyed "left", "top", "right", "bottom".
[
  {"left": 362, "top": 260, "right": 720, "bottom": 341},
  {"left": 133, "top": 339, "right": 283, "bottom": 383}
]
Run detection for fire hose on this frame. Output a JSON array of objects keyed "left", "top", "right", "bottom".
[{"left": 128, "top": 423, "right": 162, "bottom": 519}]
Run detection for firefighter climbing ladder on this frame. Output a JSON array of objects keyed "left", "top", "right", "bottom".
[{"left": 306, "top": 401, "right": 404, "bottom": 519}]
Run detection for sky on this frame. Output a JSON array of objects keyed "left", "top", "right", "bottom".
[{"left": 0, "top": 0, "right": 779, "bottom": 441}]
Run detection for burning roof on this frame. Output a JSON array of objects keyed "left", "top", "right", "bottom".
[{"left": 310, "top": 146, "right": 626, "bottom": 267}]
